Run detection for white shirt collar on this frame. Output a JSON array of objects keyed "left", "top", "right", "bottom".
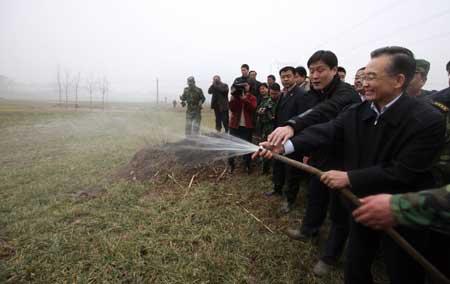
[
  {"left": 369, "top": 93, "right": 403, "bottom": 125},
  {"left": 359, "top": 93, "right": 366, "bottom": 102},
  {"left": 370, "top": 93, "right": 403, "bottom": 116}
]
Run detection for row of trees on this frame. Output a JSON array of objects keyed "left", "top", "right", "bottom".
[{"left": 56, "top": 66, "right": 110, "bottom": 109}]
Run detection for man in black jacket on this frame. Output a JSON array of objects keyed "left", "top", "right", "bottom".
[
  {"left": 257, "top": 46, "right": 446, "bottom": 284},
  {"left": 249, "top": 70, "right": 262, "bottom": 105},
  {"left": 272, "top": 51, "right": 360, "bottom": 242},
  {"left": 232, "top": 64, "right": 250, "bottom": 92},
  {"left": 265, "top": 66, "right": 318, "bottom": 213},
  {"left": 208, "top": 75, "right": 229, "bottom": 133}
]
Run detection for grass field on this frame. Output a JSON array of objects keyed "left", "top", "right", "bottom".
[{"left": 0, "top": 100, "right": 347, "bottom": 283}]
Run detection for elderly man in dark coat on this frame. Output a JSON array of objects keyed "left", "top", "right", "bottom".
[{"left": 208, "top": 75, "right": 229, "bottom": 132}]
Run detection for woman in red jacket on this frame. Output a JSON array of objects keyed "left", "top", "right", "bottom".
[{"left": 228, "top": 82, "right": 257, "bottom": 174}]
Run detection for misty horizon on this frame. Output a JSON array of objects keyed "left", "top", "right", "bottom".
[{"left": 1, "top": 0, "right": 449, "bottom": 102}]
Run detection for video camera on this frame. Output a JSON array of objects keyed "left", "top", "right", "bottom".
[{"left": 231, "top": 78, "right": 248, "bottom": 97}]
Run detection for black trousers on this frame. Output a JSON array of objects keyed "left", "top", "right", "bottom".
[
  {"left": 272, "top": 152, "right": 304, "bottom": 204},
  {"left": 345, "top": 221, "right": 428, "bottom": 284},
  {"left": 301, "top": 175, "right": 330, "bottom": 235},
  {"left": 214, "top": 109, "right": 229, "bottom": 132},
  {"left": 322, "top": 192, "right": 350, "bottom": 264},
  {"left": 228, "top": 127, "right": 252, "bottom": 169},
  {"left": 426, "top": 231, "right": 450, "bottom": 280}
]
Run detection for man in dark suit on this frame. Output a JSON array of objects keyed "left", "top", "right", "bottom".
[
  {"left": 265, "top": 66, "right": 318, "bottom": 213},
  {"left": 256, "top": 46, "right": 446, "bottom": 283}
]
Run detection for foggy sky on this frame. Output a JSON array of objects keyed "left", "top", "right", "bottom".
[{"left": 1, "top": 0, "right": 449, "bottom": 102}]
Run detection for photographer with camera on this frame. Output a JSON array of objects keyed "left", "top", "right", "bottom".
[
  {"left": 228, "top": 75, "right": 257, "bottom": 174},
  {"left": 208, "top": 75, "right": 229, "bottom": 133}
]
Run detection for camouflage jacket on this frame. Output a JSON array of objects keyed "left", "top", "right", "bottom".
[
  {"left": 429, "top": 99, "right": 450, "bottom": 187},
  {"left": 391, "top": 186, "right": 450, "bottom": 234},
  {"left": 256, "top": 96, "right": 275, "bottom": 140},
  {"left": 256, "top": 96, "right": 275, "bottom": 125},
  {"left": 180, "top": 86, "right": 205, "bottom": 113}
]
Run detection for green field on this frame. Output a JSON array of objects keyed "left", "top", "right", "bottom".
[{"left": 0, "top": 100, "right": 347, "bottom": 284}]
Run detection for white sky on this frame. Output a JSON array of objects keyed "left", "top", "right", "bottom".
[{"left": 1, "top": 0, "right": 449, "bottom": 101}]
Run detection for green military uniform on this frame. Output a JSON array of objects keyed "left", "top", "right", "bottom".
[
  {"left": 419, "top": 89, "right": 433, "bottom": 97},
  {"left": 415, "top": 59, "right": 434, "bottom": 98},
  {"left": 255, "top": 96, "right": 275, "bottom": 174},
  {"left": 430, "top": 100, "right": 450, "bottom": 187},
  {"left": 180, "top": 76, "right": 205, "bottom": 136},
  {"left": 256, "top": 96, "right": 275, "bottom": 141},
  {"left": 391, "top": 186, "right": 450, "bottom": 234}
]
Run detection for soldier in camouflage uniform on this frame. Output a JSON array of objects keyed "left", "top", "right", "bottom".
[
  {"left": 255, "top": 83, "right": 275, "bottom": 174},
  {"left": 352, "top": 186, "right": 450, "bottom": 233},
  {"left": 352, "top": 185, "right": 450, "bottom": 279},
  {"left": 180, "top": 76, "right": 205, "bottom": 136},
  {"left": 407, "top": 59, "right": 435, "bottom": 97},
  {"left": 256, "top": 83, "right": 275, "bottom": 141},
  {"left": 391, "top": 186, "right": 450, "bottom": 233}
]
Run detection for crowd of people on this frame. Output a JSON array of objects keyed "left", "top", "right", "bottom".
[{"left": 179, "top": 46, "right": 450, "bottom": 284}]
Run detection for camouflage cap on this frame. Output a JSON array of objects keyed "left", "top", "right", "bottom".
[
  {"left": 415, "top": 59, "right": 430, "bottom": 76},
  {"left": 187, "top": 76, "right": 195, "bottom": 83}
]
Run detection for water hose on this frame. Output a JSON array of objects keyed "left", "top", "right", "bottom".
[{"left": 268, "top": 150, "right": 450, "bottom": 284}]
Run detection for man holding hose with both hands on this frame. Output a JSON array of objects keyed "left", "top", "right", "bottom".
[{"left": 254, "top": 46, "right": 448, "bottom": 284}]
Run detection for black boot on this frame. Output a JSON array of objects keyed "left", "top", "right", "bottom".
[
  {"left": 279, "top": 201, "right": 295, "bottom": 214},
  {"left": 264, "top": 186, "right": 282, "bottom": 197},
  {"left": 228, "top": 159, "right": 235, "bottom": 174},
  {"left": 286, "top": 227, "right": 319, "bottom": 241}
]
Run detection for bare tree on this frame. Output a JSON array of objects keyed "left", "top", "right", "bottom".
[
  {"left": 73, "top": 72, "right": 81, "bottom": 108},
  {"left": 63, "top": 70, "right": 71, "bottom": 107},
  {"left": 86, "top": 74, "right": 96, "bottom": 110},
  {"left": 100, "top": 77, "right": 108, "bottom": 110},
  {"left": 56, "top": 65, "right": 62, "bottom": 106}
]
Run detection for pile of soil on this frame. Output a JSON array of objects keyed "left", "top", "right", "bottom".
[{"left": 117, "top": 143, "right": 235, "bottom": 185}]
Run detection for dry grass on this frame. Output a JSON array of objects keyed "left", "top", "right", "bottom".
[{"left": 0, "top": 100, "right": 350, "bottom": 283}]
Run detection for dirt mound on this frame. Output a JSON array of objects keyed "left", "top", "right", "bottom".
[
  {"left": 116, "top": 142, "right": 226, "bottom": 184},
  {"left": 116, "top": 133, "right": 262, "bottom": 186}
]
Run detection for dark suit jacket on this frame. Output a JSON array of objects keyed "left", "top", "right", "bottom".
[
  {"left": 285, "top": 75, "right": 360, "bottom": 133},
  {"left": 285, "top": 75, "right": 360, "bottom": 169},
  {"left": 290, "top": 95, "right": 446, "bottom": 197},
  {"left": 275, "top": 85, "right": 318, "bottom": 128}
]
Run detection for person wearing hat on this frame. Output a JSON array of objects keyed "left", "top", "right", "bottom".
[
  {"left": 180, "top": 76, "right": 205, "bottom": 136},
  {"left": 407, "top": 59, "right": 434, "bottom": 97}
]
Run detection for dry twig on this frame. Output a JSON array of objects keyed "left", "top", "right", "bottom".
[
  {"left": 167, "top": 173, "right": 183, "bottom": 189},
  {"left": 215, "top": 166, "right": 228, "bottom": 183},
  {"left": 236, "top": 201, "right": 274, "bottom": 234}
]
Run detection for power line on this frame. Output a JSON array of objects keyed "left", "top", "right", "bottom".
[
  {"left": 312, "top": 0, "right": 406, "bottom": 50},
  {"left": 340, "top": 7, "right": 450, "bottom": 60}
]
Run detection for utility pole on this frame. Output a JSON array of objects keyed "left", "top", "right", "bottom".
[{"left": 156, "top": 78, "right": 159, "bottom": 104}]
